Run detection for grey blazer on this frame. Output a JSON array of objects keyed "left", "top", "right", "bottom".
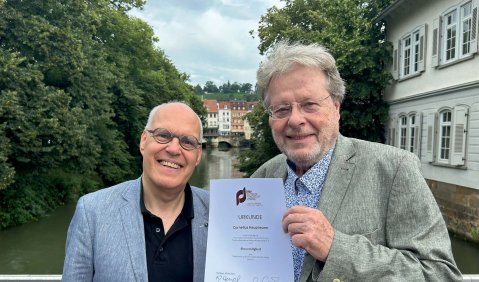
[
  {"left": 251, "top": 134, "right": 462, "bottom": 282},
  {"left": 62, "top": 177, "right": 209, "bottom": 282}
]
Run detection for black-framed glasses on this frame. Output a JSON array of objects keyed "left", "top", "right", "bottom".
[
  {"left": 266, "top": 95, "right": 332, "bottom": 120},
  {"left": 146, "top": 128, "right": 201, "bottom": 150}
]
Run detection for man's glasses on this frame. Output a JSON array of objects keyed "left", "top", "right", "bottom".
[
  {"left": 146, "top": 128, "right": 201, "bottom": 150},
  {"left": 266, "top": 95, "right": 332, "bottom": 120}
]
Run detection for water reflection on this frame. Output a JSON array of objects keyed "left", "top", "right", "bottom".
[
  {"left": 190, "top": 147, "right": 245, "bottom": 189},
  {"left": 0, "top": 203, "right": 76, "bottom": 274},
  {"left": 450, "top": 232, "right": 479, "bottom": 274}
]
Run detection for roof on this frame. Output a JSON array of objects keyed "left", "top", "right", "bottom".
[{"left": 202, "top": 99, "right": 218, "bottom": 113}]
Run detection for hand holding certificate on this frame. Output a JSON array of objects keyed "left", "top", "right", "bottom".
[{"left": 205, "top": 178, "right": 294, "bottom": 282}]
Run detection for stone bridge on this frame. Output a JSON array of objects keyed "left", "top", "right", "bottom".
[{"left": 204, "top": 135, "right": 247, "bottom": 148}]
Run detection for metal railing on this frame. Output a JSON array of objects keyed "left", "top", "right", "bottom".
[
  {"left": 0, "top": 276, "right": 61, "bottom": 281},
  {"left": 0, "top": 274, "right": 479, "bottom": 281}
]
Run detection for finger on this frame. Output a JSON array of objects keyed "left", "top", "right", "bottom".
[
  {"left": 282, "top": 212, "right": 306, "bottom": 232},
  {"left": 285, "top": 222, "right": 307, "bottom": 235},
  {"left": 291, "top": 233, "right": 308, "bottom": 249}
]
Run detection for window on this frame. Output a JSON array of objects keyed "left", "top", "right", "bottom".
[
  {"left": 393, "top": 25, "right": 426, "bottom": 79},
  {"left": 395, "top": 113, "right": 420, "bottom": 154},
  {"left": 423, "top": 106, "right": 469, "bottom": 166},
  {"left": 432, "top": 0, "right": 478, "bottom": 67},
  {"left": 438, "top": 110, "right": 452, "bottom": 162}
]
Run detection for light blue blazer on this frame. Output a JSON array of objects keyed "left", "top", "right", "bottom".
[{"left": 62, "top": 177, "right": 209, "bottom": 282}]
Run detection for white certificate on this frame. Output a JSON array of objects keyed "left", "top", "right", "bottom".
[{"left": 205, "top": 178, "right": 294, "bottom": 282}]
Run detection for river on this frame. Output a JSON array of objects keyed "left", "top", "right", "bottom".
[{"left": 0, "top": 147, "right": 478, "bottom": 275}]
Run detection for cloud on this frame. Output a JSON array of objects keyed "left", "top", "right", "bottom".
[{"left": 130, "top": 0, "right": 284, "bottom": 87}]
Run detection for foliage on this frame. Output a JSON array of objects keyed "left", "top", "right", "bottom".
[
  {"left": 197, "top": 80, "right": 254, "bottom": 94},
  {"left": 240, "top": 0, "right": 393, "bottom": 174},
  {"left": 201, "top": 92, "right": 260, "bottom": 102},
  {"left": 0, "top": 0, "right": 203, "bottom": 229},
  {"left": 203, "top": 81, "right": 219, "bottom": 93}
]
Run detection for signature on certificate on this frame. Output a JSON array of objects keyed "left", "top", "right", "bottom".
[
  {"left": 216, "top": 274, "right": 241, "bottom": 282},
  {"left": 253, "top": 276, "right": 281, "bottom": 282}
]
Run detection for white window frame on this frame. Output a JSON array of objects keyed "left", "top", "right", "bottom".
[
  {"left": 438, "top": 110, "right": 452, "bottom": 163},
  {"left": 394, "top": 113, "right": 421, "bottom": 155},
  {"left": 408, "top": 114, "right": 418, "bottom": 153},
  {"left": 393, "top": 25, "right": 426, "bottom": 80},
  {"left": 423, "top": 106, "right": 469, "bottom": 166},
  {"left": 432, "top": 0, "right": 478, "bottom": 67}
]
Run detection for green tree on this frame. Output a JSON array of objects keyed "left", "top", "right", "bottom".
[
  {"left": 240, "top": 0, "right": 392, "bottom": 175},
  {"left": 230, "top": 82, "right": 241, "bottom": 93},
  {"left": 240, "top": 83, "right": 253, "bottom": 93},
  {"left": 204, "top": 81, "right": 219, "bottom": 93},
  {"left": 194, "top": 84, "right": 204, "bottom": 94},
  {"left": 0, "top": 0, "right": 204, "bottom": 228}
]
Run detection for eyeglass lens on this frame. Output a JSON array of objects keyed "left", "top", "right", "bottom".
[{"left": 148, "top": 128, "right": 200, "bottom": 150}]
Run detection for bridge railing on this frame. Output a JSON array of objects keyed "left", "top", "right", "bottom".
[{"left": 2, "top": 274, "right": 479, "bottom": 281}]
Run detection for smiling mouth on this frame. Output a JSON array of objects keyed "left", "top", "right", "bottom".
[
  {"left": 159, "top": 160, "right": 181, "bottom": 169},
  {"left": 288, "top": 135, "right": 311, "bottom": 140}
]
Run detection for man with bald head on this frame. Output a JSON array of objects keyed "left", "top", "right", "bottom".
[{"left": 63, "top": 102, "right": 209, "bottom": 282}]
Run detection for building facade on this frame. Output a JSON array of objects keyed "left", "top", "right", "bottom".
[
  {"left": 203, "top": 99, "right": 219, "bottom": 136},
  {"left": 379, "top": 0, "right": 479, "bottom": 241},
  {"left": 218, "top": 101, "right": 232, "bottom": 136},
  {"left": 202, "top": 99, "right": 258, "bottom": 140}
]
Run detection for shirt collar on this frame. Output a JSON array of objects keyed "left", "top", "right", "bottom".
[
  {"left": 286, "top": 146, "right": 335, "bottom": 192},
  {"left": 140, "top": 182, "right": 194, "bottom": 220}
]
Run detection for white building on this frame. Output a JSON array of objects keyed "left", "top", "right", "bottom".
[
  {"left": 203, "top": 99, "right": 219, "bottom": 136},
  {"left": 218, "top": 101, "right": 232, "bottom": 136},
  {"left": 379, "top": 0, "right": 479, "bottom": 240}
]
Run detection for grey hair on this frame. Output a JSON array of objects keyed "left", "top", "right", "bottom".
[
  {"left": 145, "top": 101, "right": 203, "bottom": 141},
  {"left": 257, "top": 41, "right": 346, "bottom": 107}
]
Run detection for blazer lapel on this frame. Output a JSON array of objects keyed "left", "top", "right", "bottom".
[
  {"left": 191, "top": 190, "right": 209, "bottom": 282},
  {"left": 319, "top": 135, "right": 356, "bottom": 224},
  {"left": 301, "top": 135, "right": 356, "bottom": 281},
  {"left": 119, "top": 179, "right": 148, "bottom": 282}
]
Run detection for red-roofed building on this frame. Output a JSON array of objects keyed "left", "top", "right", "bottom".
[{"left": 202, "top": 99, "right": 219, "bottom": 136}]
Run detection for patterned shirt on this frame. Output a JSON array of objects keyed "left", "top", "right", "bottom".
[{"left": 284, "top": 147, "right": 335, "bottom": 282}]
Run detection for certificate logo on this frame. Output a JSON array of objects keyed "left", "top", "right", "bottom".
[
  {"left": 236, "top": 187, "right": 260, "bottom": 205},
  {"left": 236, "top": 187, "right": 246, "bottom": 205}
]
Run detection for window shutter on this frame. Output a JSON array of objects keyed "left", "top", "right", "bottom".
[
  {"left": 451, "top": 106, "right": 468, "bottom": 165},
  {"left": 424, "top": 111, "right": 436, "bottom": 162},
  {"left": 397, "top": 40, "right": 402, "bottom": 79},
  {"left": 390, "top": 116, "right": 397, "bottom": 147},
  {"left": 392, "top": 48, "right": 398, "bottom": 80},
  {"left": 415, "top": 113, "right": 422, "bottom": 157},
  {"left": 432, "top": 17, "right": 441, "bottom": 67},
  {"left": 418, "top": 24, "right": 427, "bottom": 72},
  {"left": 470, "top": 0, "right": 478, "bottom": 54},
  {"left": 392, "top": 128, "right": 396, "bottom": 147}
]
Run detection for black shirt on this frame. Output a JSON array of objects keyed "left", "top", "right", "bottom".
[{"left": 141, "top": 183, "right": 194, "bottom": 282}]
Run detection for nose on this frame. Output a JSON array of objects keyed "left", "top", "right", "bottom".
[
  {"left": 165, "top": 137, "right": 182, "bottom": 155},
  {"left": 287, "top": 103, "right": 306, "bottom": 128}
]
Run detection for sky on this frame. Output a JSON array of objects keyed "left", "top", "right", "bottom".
[{"left": 129, "top": 0, "right": 285, "bottom": 88}]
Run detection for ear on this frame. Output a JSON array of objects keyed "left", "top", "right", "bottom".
[
  {"left": 140, "top": 130, "right": 147, "bottom": 156},
  {"left": 195, "top": 147, "right": 202, "bottom": 166}
]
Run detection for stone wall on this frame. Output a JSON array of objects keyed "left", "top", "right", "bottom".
[{"left": 427, "top": 180, "right": 479, "bottom": 242}]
